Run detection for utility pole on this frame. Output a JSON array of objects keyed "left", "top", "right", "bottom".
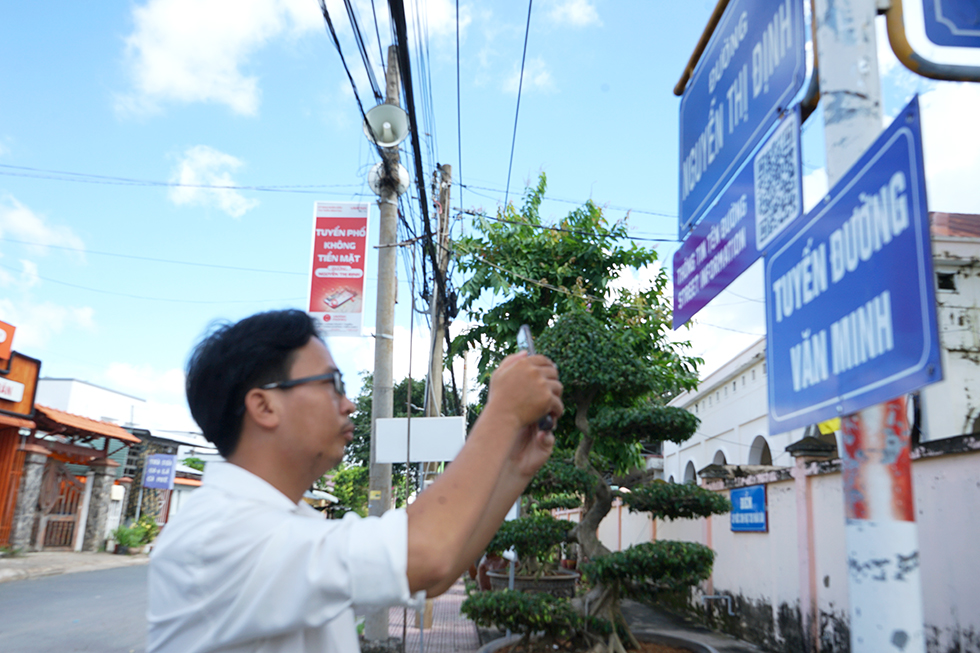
[
  {"left": 365, "top": 44, "right": 400, "bottom": 647},
  {"left": 426, "top": 164, "right": 452, "bottom": 419},
  {"left": 812, "top": 1, "right": 925, "bottom": 650}
]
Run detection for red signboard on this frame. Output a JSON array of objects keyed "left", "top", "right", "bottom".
[
  {"left": 307, "top": 202, "right": 370, "bottom": 337},
  {"left": 0, "top": 320, "right": 14, "bottom": 361}
]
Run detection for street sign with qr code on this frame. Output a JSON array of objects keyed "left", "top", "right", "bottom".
[
  {"left": 673, "top": 107, "right": 802, "bottom": 328},
  {"left": 678, "top": 0, "right": 805, "bottom": 238},
  {"left": 764, "top": 97, "right": 942, "bottom": 434}
]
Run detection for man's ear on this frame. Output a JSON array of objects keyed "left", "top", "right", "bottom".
[{"left": 243, "top": 388, "right": 281, "bottom": 430}]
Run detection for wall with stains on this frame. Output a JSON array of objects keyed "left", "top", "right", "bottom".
[{"left": 653, "top": 441, "right": 980, "bottom": 653}]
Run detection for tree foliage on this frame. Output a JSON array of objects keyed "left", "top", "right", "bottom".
[
  {"left": 582, "top": 541, "right": 715, "bottom": 595},
  {"left": 456, "top": 175, "right": 730, "bottom": 652},
  {"left": 621, "top": 480, "right": 732, "bottom": 522}
]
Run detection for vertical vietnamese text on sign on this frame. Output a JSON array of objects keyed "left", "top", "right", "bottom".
[
  {"left": 674, "top": 107, "right": 803, "bottom": 327},
  {"left": 308, "top": 202, "right": 370, "bottom": 337},
  {"left": 679, "top": 0, "right": 805, "bottom": 238}
]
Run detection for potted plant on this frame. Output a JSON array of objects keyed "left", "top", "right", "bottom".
[{"left": 111, "top": 524, "right": 142, "bottom": 554}]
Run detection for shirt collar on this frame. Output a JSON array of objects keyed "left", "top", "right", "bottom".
[{"left": 202, "top": 461, "right": 307, "bottom": 512}]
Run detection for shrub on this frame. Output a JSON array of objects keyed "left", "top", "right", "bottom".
[{"left": 486, "top": 513, "right": 570, "bottom": 574}]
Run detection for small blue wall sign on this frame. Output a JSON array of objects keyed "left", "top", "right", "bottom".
[{"left": 730, "top": 485, "right": 768, "bottom": 532}]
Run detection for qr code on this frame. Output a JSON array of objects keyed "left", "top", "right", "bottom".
[{"left": 754, "top": 112, "right": 801, "bottom": 249}]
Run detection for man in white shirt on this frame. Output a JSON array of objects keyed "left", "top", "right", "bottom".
[{"left": 147, "top": 309, "right": 563, "bottom": 652}]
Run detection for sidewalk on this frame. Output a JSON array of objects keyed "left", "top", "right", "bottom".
[
  {"left": 0, "top": 550, "right": 149, "bottom": 584},
  {"left": 385, "top": 580, "right": 764, "bottom": 653}
]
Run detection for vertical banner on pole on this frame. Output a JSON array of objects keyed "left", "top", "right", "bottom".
[{"left": 308, "top": 202, "right": 370, "bottom": 337}]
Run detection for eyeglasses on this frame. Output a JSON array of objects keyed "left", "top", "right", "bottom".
[{"left": 259, "top": 370, "right": 346, "bottom": 396}]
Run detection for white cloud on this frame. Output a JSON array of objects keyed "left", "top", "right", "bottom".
[
  {"left": 406, "top": 0, "right": 472, "bottom": 39},
  {"left": 18, "top": 259, "right": 40, "bottom": 288},
  {"left": 102, "top": 362, "right": 187, "bottom": 405},
  {"left": 0, "top": 195, "right": 86, "bottom": 257},
  {"left": 503, "top": 57, "right": 555, "bottom": 94},
  {"left": 119, "top": 0, "right": 323, "bottom": 116},
  {"left": 0, "top": 298, "right": 95, "bottom": 350},
  {"left": 546, "top": 0, "right": 601, "bottom": 27},
  {"left": 168, "top": 145, "right": 260, "bottom": 218}
]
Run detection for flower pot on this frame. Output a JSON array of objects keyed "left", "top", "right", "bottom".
[
  {"left": 477, "top": 554, "right": 509, "bottom": 591},
  {"left": 115, "top": 545, "right": 130, "bottom": 555},
  {"left": 485, "top": 568, "right": 580, "bottom": 598}
]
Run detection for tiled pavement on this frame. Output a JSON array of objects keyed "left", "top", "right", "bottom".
[{"left": 387, "top": 579, "right": 483, "bottom": 653}]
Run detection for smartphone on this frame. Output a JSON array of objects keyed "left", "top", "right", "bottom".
[{"left": 517, "top": 325, "right": 554, "bottom": 432}]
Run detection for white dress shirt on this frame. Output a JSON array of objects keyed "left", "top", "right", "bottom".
[{"left": 148, "top": 462, "right": 418, "bottom": 653}]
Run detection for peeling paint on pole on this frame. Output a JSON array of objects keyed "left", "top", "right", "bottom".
[
  {"left": 842, "top": 398, "right": 925, "bottom": 652},
  {"left": 813, "top": 0, "right": 928, "bottom": 650}
]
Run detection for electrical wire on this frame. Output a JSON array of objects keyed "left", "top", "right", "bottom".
[
  {"left": 455, "top": 0, "right": 464, "bottom": 219},
  {"left": 461, "top": 209, "right": 679, "bottom": 243},
  {"left": 458, "top": 181, "right": 678, "bottom": 219},
  {"left": 343, "top": 0, "right": 383, "bottom": 102},
  {"left": 0, "top": 262, "right": 302, "bottom": 305},
  {"left": 504, "top": 0, "right": 534, "bottom": 208},
  {"left": 0, "top": 237, "right": 306, "bottom": 275},
  {"left": 0, "top": 163, "right": 367, "bottom": 195}
]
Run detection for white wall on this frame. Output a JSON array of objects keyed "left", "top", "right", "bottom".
[
  {"left": 664, "top": 339, "right": 806, "bottom": 483},
  {"left": 36, "top": 378, "right": 146, "bottom": 427},
  {"left": 919, "top": 235, "right": 980, "bottom": 441}
]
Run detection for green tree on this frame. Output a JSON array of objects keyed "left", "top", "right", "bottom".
[
  {"left": 453, "top": 175, "right": 730, "bottom": 652},
  {"left": 180, "top": 457, "right": 205, "bottom": 472},
  {"left": 328, "top": 464, "right": 369, "bottom": 517},
  {"left": 342, "top": 373, "right": 461, "bottom": 509}
]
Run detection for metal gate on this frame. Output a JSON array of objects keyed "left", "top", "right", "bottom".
[{"left": 34, "top": 460, "right": 85, "bottom": 550}]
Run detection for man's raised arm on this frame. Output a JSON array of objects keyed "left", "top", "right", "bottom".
[{"left": 403, "top": 352, "right": 562, "bottom": 595}]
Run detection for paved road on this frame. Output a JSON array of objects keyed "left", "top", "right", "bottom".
[{"left": 0, "top": 564, "right": 148, "bottom": 653}]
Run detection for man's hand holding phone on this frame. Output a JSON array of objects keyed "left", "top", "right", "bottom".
[{"left": 516, "top": 325, "right": 556, "bottom": 432}]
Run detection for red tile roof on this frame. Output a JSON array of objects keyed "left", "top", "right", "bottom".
[{"left": 34, "top": 405, "right": 140, "bottom": 444}]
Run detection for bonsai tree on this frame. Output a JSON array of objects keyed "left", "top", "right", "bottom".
[{"left": 454, "top": 177, "right": 731, "bottom": 652}]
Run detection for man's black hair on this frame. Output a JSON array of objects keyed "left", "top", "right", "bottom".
[{"left": 185, "top": 309, "right": 321, "bottom": 458}]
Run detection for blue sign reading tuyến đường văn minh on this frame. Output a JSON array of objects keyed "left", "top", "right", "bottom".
[{"left": 764, "top": 96, "right": 943, "bottom": 436}]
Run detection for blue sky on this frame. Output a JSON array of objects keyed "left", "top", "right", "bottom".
[{"left": 1, "top": 1, "right": 978, "bottom": 432}]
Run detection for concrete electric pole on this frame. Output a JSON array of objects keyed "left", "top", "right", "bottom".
[
  {"left": 365, "top": 44, "right": 401, "bottom": 647},
  {"left": 813, "top": 1, "right": 925, "bottom": 650}
]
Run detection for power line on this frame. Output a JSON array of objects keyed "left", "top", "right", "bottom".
[
  {"left": 504, "top": 0, "right": 534, "bottom": 208},
  {"left": 456, "top": 0, "right": 464, "bottom": 217},
  {"left": 0, "top": 163, "right": 366, "bottom": 195},
  {"left": 0, "top": 262, "right": 303, "bottom": 305},
  {"left": 458, "top": 181, "right": 678, "bottom": 219},
  {"left": 0, "top": 237, "right": 305, "bottom": 276},
  {"left": 460, "top": 209, "right": 679, "bottom": 243},
  {"left": 343, "top": 0, "right": 383, "bottom": 102}
]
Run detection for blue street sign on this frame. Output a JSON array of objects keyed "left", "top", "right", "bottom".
[
  {"left": 679, "top": 0, "right": 806, "bottom": 238},
  {"left": 730, "top": 485, "right": 767, "bottom": 532},
  {"left": 922, "top": 0, "right": 980, "bottom": 49},
  {"left": 674, "top": 107, "right": 802, "bottom": 328},
  {"left": 765, "top": 97, "right": 943, "bottom": 435},
  {"left": 143, "top": 454, "right": 177, "bottom": 490}
]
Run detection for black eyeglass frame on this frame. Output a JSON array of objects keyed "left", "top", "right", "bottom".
[{"left": 259, "top": 370, "right": 346, "bottom": 396}]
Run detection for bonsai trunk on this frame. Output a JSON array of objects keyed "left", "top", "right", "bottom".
[{"left": 570, "top": 395, "right": 613, "bottom": 562}]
